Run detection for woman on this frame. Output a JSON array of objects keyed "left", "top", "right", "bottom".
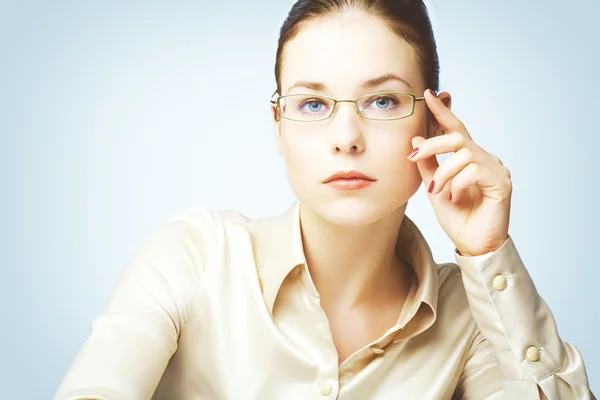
[{"left": 55, "top": 1, "right": 593, "bottom": 399}]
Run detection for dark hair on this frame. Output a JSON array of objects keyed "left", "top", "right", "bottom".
[{"left": 274, "top": 0, "right": 439, "bottom": 95}]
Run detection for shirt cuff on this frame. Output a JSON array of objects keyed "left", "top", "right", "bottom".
[{"left": 454, "top": 235, "right": 567, "bottom": 382}]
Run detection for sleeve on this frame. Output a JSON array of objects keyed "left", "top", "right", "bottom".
[
  {"left": 453, "top": 235, "right": 594, "bottom": 400},
  {"left": 54, "top": 218, "right": 204, "bottom": 400}
]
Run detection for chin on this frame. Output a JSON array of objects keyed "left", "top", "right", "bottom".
[{"left": 303, "top": 195, "right": 405, "bottom": 228}]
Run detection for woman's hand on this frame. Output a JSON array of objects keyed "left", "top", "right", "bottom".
[{"left": 407, "top": 89, "right": 512, "bottom": 257}]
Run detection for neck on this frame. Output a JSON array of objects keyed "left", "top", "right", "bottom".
[{"left": 299, "top": 202, "right": 412, "bottom": 308}]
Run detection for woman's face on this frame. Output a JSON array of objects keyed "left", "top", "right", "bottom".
[{"left": 273, "top": 10, "right": 432, "bottom": 226}]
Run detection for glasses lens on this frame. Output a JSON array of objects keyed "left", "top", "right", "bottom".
[
  {"left": 280, "top": 94, "right": 334, "bottom": 121},
  {"left": 358, "top": 93, "right": 414, "bottom": 120}
]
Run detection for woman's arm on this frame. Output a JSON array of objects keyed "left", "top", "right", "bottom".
[
  {"left": 407, "top": 90, "right": 593, "bottom": 399},
  {"left": 54, "top": 219, "right": 204, "bottom": 400},
  {"left": 454, "top": 236, "right": 593, "bottom": 400}
]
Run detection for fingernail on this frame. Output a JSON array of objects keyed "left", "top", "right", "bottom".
[
  {"left": 448, "top": 192, "right": 453, "bottom": 201},
  {"left": 428, "top": 180, "right": 435, "bottom": 193},
  {"left": 428, "top": 89, "right": 437, "bottom": 97},
  {"left": 408, "top": 148, "right": 419, "bottom": 158}
]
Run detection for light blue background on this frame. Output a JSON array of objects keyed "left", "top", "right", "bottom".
[{"left": 1, "top": 1, "right": 598, "bottom": 398}]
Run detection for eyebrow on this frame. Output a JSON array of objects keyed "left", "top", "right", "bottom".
[{"left": 286, "top": 73, "right": 413, "bottom": 93}]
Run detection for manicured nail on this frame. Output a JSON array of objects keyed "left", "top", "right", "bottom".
[
  {"left": 408, "top": 148, "right": 419, "bottom": 158},
  {"left": 428, "top": 180, "right": 435, "bottom": 193},
  {"left": 448, "top": 192, "right": 453, "bottom": 201}
]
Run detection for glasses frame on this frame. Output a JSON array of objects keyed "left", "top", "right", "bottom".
[{"left": 270, "top": 89, "right": 425, "bottom": 122}]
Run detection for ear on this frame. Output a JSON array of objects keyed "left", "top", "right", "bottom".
[
  {"left": 271, "top": 102, "right": 284, "bottom": 155},
  {"left": 427, "top": 91, "right": 452, "bottom": 138}
]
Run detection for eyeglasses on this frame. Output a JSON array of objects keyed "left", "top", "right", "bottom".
[{"left": 270, "top": 90, "right": 425, "bottom": 122}]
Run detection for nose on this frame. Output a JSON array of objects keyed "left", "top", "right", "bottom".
[{"left": 329, "top": 100, "right": 366, "bottom": 155}]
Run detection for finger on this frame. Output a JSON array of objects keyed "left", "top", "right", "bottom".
[
  {"left": 425, "top": 89, "right": 472, "bottom": 141},
  {"left": 448, "top": 163, "right": 512, "bottom": 203},
  {"left": 428, "top": 147, "right": 474, "bottom": 195},
  {"left": 490, "top": 153, "right": 504, "bottom": 166},
  {"left": 408, "top": 133, "right": 510, "bottom": 179},
  {"left": 407, "top": 132, "right": 478, "bottom": 161},
  {"left": 489, "top": 153, "right": 512, "bottom": 178},
  {"left": 429, "top": 148, "right": 510, "bottom": 195},
  {"left": 448, "top": 163, "right": 480, "bottom": 203},
  {"left": 411, "top": 136, "right": 438, "bottom": 190}
]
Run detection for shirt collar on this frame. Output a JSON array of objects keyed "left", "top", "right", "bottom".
[{"left": 250, "top": 201, "right": 439, "bottom": 332}]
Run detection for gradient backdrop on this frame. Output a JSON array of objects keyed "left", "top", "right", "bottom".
[{"left": 1, "top": 0, "right": 598, "bottom": 398}]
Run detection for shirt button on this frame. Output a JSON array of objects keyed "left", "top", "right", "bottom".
[
  {"left": 526, "top": 345, "right": 540, "bottom": 362},
  {"left": 493, "top": 274, "right": 507, "bottom": 291},
  {"left": 319, "top": 382, "right": 333, "bottom": 396},
  {"left": 372, "top": 347, "right": 385, "bottom": 355}
]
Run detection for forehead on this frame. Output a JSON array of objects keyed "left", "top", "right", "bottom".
[{"left": 280, "top": 11, "right": 422, "bottom": 95}]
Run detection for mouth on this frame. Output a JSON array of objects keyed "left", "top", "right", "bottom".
[{"left": 322, "top": 170, "right": 377, "bottom": 190}]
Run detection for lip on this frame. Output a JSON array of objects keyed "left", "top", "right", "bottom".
[
  {"left": 323, "top": 170, "right": 376, "bottom": 183},
  {"left": 322, "top": 170, "right": 376, "bottom": 190}
]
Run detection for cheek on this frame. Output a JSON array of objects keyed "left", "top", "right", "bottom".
[
  {"left": 370, "top": 127, "right": 425, "bottom": 196},
  {"left": 378, "top": 144, "right": 422, "bottom": 189},
  {"left": 280, "top": 131, "right": 322, "bottom": 188}
]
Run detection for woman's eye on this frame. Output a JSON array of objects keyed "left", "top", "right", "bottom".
[
  {"left": 301, "top": 100, "right": 325, "bottom": 113},
  {"left": 372, "top": 97, "right": 396, "bottom": 109}
]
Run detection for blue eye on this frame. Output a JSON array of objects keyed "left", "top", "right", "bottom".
[
  {"left": 302, "top": 101, "right": 323, "bottom": 113},
  {"left": 374, "top": 97, "right": 392, "bottom": 109}
]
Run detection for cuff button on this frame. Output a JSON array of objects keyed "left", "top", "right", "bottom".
[
  {"left": 526, "top": 345, "right": 540, "bottom": 362},
  {"left": 493, "top": 274, "right": 508, "bottom": 291}
]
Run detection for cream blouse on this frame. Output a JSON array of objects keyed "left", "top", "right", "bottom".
[{"left": 54, "top": 202, "right": 593, "bottom": 399}]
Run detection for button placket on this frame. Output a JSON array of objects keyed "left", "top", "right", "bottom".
[
  {"left": 339, "top": 370, "right": 352, "bottom": 386},
  {"left": 319, "top": 382, "right": 333, "bottom": 396},
  {"left": 317, "top": 380, "right": 339, "bottom": 398}
]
